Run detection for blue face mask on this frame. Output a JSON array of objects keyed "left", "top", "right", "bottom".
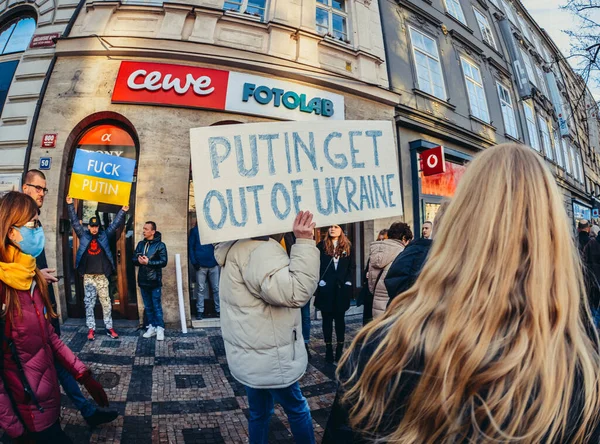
[{"left": 13, "top": 226, "right": 45, "bottom": 258}]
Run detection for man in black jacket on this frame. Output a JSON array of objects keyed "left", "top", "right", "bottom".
[
  {"left": 578, "top": 219, "right": 591, "bottom": 253},
  {"left": 134, "top": 221, "right": 168, "bottom": 341}
]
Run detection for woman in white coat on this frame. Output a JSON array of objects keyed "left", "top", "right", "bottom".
[{"left": 368, "top": 222, "right": 413, "bottom": 319}]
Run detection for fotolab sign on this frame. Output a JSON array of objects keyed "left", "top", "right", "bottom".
[{"left": 112, "top": 61, "right": 345, "bottom": 121}]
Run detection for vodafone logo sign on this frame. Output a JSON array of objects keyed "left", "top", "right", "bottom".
[
  {"left": 421, "top": 146, "right": 446, "bottom": 176},
  {"left": 111, "top": 61, "right": 345, "bottom": 121}
]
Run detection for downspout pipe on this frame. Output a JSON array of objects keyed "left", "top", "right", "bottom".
[{"left": 22, "top": 0, "right": 85, "bottom": 174}]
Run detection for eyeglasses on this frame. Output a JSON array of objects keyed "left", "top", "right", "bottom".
[{"left": 26, "top": 184, "right": 49, "bottom": 195}]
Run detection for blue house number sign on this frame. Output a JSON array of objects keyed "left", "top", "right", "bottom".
[{"left": 39, "top": 157, "right": 52, "bottom": 170}]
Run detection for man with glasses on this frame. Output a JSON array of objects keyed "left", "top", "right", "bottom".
[{"left": 21, "top": 169, "right": 119, "bottom": 428}]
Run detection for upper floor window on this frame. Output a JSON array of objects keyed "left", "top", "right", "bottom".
[
  {"left": 562, "top": 139, "right": 572, "bottom": 174},
  {"left": 224, "top": 0, "right": 267, "bottom": 20},
  {"left": 523, "top": 101, "right": 540, "bottom": 151},
  {"left": 316, "top": 0, "right": 349, "bottom": 43},
  {"left": 409, "top": 27, "right": 447, "bottom": 100},
  {"left": 535, "top": 65, "right": 548, "bottom": 97},
  {"left": 473, "top": 8, "right": 496, "bottom": 49},
  {"left": 538, "top": 116, "right": 554, "bottom": 161},
  {"left": 553, "top": 128, "right": 564, "bottom": 168},
  {"left": 519, "top": 48, "right": 537, "bottom": 88},
  {"left": 444, "top": 0, "right": 466, "bottom": 24},
  {"left": 461, "top": 58, "right": 490, "bottom": 123},
  {"left": 0, "top": 16, "right": 36, "bottom": 55},
  {"left": 497, "top": 83, "right": 518, "bottom": 139},
  {"left": 501, "top": 0, "right": 517, "bottom": 25},
  {"left": 517, "top": 15, "right": 532, "bottom": 42},
  {"left": 488, "top": 0, "right": 500, "bottom": 8}
]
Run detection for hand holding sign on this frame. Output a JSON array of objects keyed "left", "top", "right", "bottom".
[
  {"left": 66, "top": 196, "right": 73, "bottom": 204},
  {"left": 293, "top": 211, "right": 316, "bottom": 240}
]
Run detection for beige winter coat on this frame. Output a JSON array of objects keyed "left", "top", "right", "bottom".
[
  {"left": 215, "top": 238, "right": 319, "bottom": 389},
  {"left": 368, "top": 239, "right": 405, "bottom": 319}
]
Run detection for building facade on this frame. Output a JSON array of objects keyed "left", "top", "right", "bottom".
[
  {"left": 5, "top": 0, "right": 399, "bottom": 325},
  {"left": 379, "top": 0, "right": 598, "bottom": 235}
]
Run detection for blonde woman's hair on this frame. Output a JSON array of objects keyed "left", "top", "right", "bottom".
[{"left": 339, "top": 143, "right": 600, "bottom": 443}]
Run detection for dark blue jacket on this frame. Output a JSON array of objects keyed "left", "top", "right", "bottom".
[
  {"left": 133, "top": 232, "right": 168, "bottom": 288},
  {"left": 68, "top": 203, "right": 126, "bottom": 277},
  {"left": 384, "top": 238, "right": 432, "bottom": 303},
  {"left": 188, "top": 225, "right": 217, "bottom": 268}
]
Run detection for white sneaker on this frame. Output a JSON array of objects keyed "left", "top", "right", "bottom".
[
  {"left": 156, "top": 326, "right": 165, "bottom": 341},
  {"left": 143, "top": 325, "right": 156, "bottom": 338}
]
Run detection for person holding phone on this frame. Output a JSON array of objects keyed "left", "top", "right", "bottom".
[{"left": 134, "top": 222, "right": 168, "bottom": 341}]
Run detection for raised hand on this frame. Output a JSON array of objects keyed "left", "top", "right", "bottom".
[
  {"left": 293, "top": 211, "right": 316, "bottom": 240},
  {"left": 66, "top": 196, "right": 73, "bottom": 204}
]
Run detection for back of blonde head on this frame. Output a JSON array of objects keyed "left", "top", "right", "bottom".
[{"left": 340, "top": 144, "right": 600, "bottom": 443}]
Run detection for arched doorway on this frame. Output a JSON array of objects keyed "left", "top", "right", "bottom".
[{"left": 63, "top": 121, "right": 139, "bottom": 321}]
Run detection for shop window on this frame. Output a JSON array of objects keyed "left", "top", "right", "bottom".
[
  {"left": 316, "top": 0, "right": 349, "bottom": 43},
  {"left": 0, "top": 16, "right": 35, "bottom": 55},
  {"left": 473, "top": 8, "right": 496, "bottom": 49},
  {"left": 420, "top": 160, "right": 467, "bottom": 197},
  {"left": 501, "top": 0, "right": 517, "bottom": 24},
  {"left": 224, "top": 0, "right": 267, "bottom": 20},
  {"left": 461, "top": 57, "right": 490, "bottom": 123},
  {"left": 444, "top": 0, "right": 466, "bottom": 24},
  {"left": 523, "top": 101, "right": 540, "bottom": 151},
  {"left": 408, "top": 27, "right": 447, "bottom": 100},
  {"left": 497, "top": 82, "right": 518, "bottom": 139},
  {"left": 538, "top": 116, "right": 553, "bottom": 161}
]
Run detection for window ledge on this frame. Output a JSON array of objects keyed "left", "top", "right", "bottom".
[
  {"left": 505, "top": 133, "right": 521, "bottom": 143},
  {"left": 469, "top": 114, "right": 496, "bottom": 131},
  {"left": 445, "top": 12, "right": 474, "bottom": 34},
  {"left": 413, "top": 89, "right": 457, "bottom": 110},
  {"left": 322, "top": 34, "right": 353, "bottom": 49},
  {"left": 223, "top": 9, "right": 263, "bottom": 23}
]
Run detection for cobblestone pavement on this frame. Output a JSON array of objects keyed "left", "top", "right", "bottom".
[{"left": 22, "top": 314, "right": 361, "bottom": 443}]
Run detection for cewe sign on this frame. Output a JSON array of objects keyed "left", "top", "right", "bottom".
[
  {"left": 421, "top": 146, "right": 445, "bottom": 176},
  {"left": 111, "top": 61, "right": 344, "bottom": 121}
]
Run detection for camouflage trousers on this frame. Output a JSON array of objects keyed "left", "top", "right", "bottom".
[{"left": 83, "top": 274, "right": 113, "bottom": 330}]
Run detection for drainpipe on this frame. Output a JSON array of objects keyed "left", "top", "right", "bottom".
[
  {"left": 22, "top": 0, "right": 85, "bottom": 173},
  {"left": 377, "top": 0, "right": 394, "bottom": 91}
]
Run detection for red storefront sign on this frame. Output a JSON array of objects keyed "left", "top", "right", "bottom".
[
  {"left": 421, "top": 146, "right": 446, "bottom": 176},
  {"left": 111, "top": 61, "right": 230, "bottom": 110},
  {"left": 41, "top": 133, "right": 57, "bottom": 148},
  {"left": 29, "top": 33, "right": 61, "bottom": 49}
]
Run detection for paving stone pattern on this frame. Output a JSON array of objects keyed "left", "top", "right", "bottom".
[{"left": 7, "top": 315, "right": 363, "bottom": 443}]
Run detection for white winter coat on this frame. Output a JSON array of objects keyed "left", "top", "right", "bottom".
[
  {"left": 368, "top": 239, "right": 405, "bottom": 319},
  {"left": 215, "top": 238, "right": 319, "bottom": 389}
]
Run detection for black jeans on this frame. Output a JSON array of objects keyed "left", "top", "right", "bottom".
[
  {"left": 8, "top": 421, "right": 73, "bottom": 444},
  {"left": 322, "top": 312, "right": 346, "bottom": 344}
]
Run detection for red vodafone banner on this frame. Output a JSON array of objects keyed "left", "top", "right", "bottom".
[
  {"left": 112, "top": 62, "right": 230, "bottom": 110},
  {"left": 421, "top": 146, "right": 446, "bottom": 176}
]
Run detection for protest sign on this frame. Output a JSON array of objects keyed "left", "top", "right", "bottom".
[
  {"left": 190, "top": 121, "right": 402, "bottom": 244},
  {"left": 69, "top": 150, "right": 136, "bottom": 206}
]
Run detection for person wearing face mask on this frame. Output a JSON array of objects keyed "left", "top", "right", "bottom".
[
  {"left": 0, "top": 192, "right": 109, "bottom": 443},
  {"left": 21, "top": 171, "right": 119, "bottom": 428},
  {"left": 66, "top": 196, "right": 128, "bottom": 341},
  {"left": 314, "top": 225, "right": 353, "bottom": 364}
]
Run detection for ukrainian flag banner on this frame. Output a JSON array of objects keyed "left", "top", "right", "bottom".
[{"left": 68, "top": 150, "right": 136, "bottom": 206}]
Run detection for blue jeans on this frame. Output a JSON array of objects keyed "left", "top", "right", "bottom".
[
  {"left": 140, "top": 286, "right": 164, "bottom": 328},
  {"left": 195, "top": 266, "right": 220, "bottom": 313},
  {"left": 301, "top": 302, "right": 311, "bottom": 345},
  {"left": 55, "top": 362, "right": 95, "bottom": 418},
  {"left": 244, "top": 382, "right": 315, "bottom": 444}
]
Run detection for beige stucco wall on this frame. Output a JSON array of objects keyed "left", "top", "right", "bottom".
[{"left": 31, "top": 55, "right": 397, "bottom": 326}]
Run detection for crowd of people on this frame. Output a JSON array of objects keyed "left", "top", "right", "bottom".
[{"left": 3, "top": 142, "right": 600, "bottom": 442}]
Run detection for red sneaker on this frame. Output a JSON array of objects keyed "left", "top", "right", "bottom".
[
  {"left": 106, "top": 328, "right": 119, "bottom": 339},
  {"left": 87, "top": 329, "right": 95, "bottom": 341}
]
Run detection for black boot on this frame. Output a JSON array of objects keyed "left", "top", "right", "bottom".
[
  {"left": 334, "top": 342, "right": 344, "bottom": 365},
  {"left": 304, "top": 343, "right": 312, "bottom": 361},
  {"left": 85, "top": 408, "right": 119, "bottom": 428},
  {"left": 325, "top": 343, "right": 334, "bottom": 363}
]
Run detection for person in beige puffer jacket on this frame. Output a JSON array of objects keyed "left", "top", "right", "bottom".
[
  {"left": 215, "top": 211, "right": 319, "bottom": 444},
  {"left": 368, "top": 222, "right": 413, "bottom": 319}
]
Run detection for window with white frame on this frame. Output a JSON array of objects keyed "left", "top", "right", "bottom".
[
  {"left": 316, "top": 0, "right": 349, "bottom": 42},
  {"left": 497, "top": 83, "right": 519, "bottom": 138},
  {"left": 461, "top": 58, "right": 490, "bottom": 122},
  {"left": 535, "top": 65, "right": 548, "bottom": 97},
  {"left": 473, "top": 8, "right": 497, "bottom": 49},
  {"left": 563, "top": 139, "right": 572, "bottom": 174},
  {"left": 517, "top": 15, "right": 532, "bottom": 42},
  {"left": 523, "top": 101, "right": 540, "bottom": 151},
  {"left": 488, "top": 0, "right": 500, "bottom": 7},
  {"left": 444, "top": 0, "right": 466, "bottom": 24},
  {"left": 553, "top": 129, "right": 564, "bottom": 168},
  {"left": 572, "top": 146, "right": 581, "bottom": 181},
  {"left": 224, "top": 0, "right": 267, "bottom": 20},
  {"left": 409, "top": 27, "right": 447, "bottom": 100},
  {"left": 519, "top": 48, "right": 537, "bottom": 87},
  {"left": 501, "top": 0, "right": 517, "bottom": 24},
  {"left": 538, "top": 116, "right": 554, "bottom": 161},
  {"left": 576, "top": 149, "right": 585, "bottom": 183}
]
